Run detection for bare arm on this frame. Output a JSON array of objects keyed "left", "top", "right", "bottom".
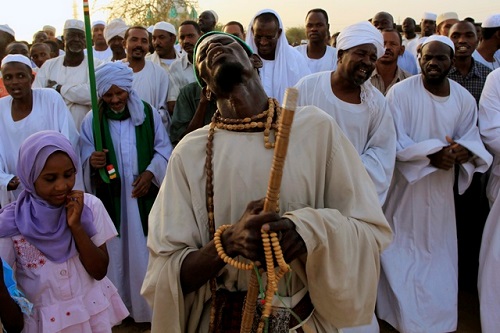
[{"left": 66, "top": 191, "right": 109, "bottom": 280}]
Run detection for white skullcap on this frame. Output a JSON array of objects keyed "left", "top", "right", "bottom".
[
  {"left": 64, "top": 19, "right": 85, "bottom": 32},
  {"left": 153, "top": 21, "right": 176, "bottom": 36},
  {"left": 422, "top": 12, "right": 438, "bottom": 21},
  {"left": 92, "top": 20, "right": 106, "bottom": 28},
  {"left": 147, "top": 25, "right": 154, "bottom": 33},
  {"left": 207, "top": 10, "right": 218, "bottom": 23},
  {"left": 0, "top": 24, "right": 15, "bottom": 38},
  {"left": 1, "top": 54, "right": 32, "bottom": 69},
  {"left": 421, "top": 35, "right": 455, "bottom": 53},
  {"left": 104, "top": 18, "right": 128, "bottom": 44},
  {"left": 482, "top": 14, "right": 500, "bottom": 28},
  {"left": 336, "top": 21, "right": 385, "bottom": 58},
  {"left": 43, "top": 25, "right": 56, "bottom": 33},
  {"left": 436, "top": 12, "right": 459, "bottom": 26}
]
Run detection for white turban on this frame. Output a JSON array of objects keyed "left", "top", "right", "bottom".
[
  {"left": 104, "top": 18, "right": 128, "bottom": 44},
  {"left": 1, "top": 54, "right": 32, "bottom": 69},
  {"left": 64, "top": 19, "right": 85, "bottom": 32},
  {"left": 0, "top": 24, "right": 15, "bottom": 38},
  {"left": 336, "top": 21, "right": 385, "bottom": 59},
  {"left": 95, "top": 62, "right": 145, "bottom": 126},
  {"left": 421, "top": 35, "right": 455, "bottom": 53},
  {"left": 207, "top": 10, "right": 218, "bottom": 23},
  {"left": 43, "top": 25, "right": 56, "bottom": 33},
  {"left": 92, "top": 20, "right": 106, "bottom": 28}
]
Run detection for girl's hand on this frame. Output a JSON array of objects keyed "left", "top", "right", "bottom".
[{"left": 66, "top": 190, "right": 84, "bottom": 229}]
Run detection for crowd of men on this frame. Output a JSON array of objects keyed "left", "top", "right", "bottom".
[{"left": 1, "top": 6, "right": 500, "bottom": 333}]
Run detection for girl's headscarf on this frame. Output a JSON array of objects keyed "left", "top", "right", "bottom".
[{"left": 0, "top": 131, "right": 95, "bottom": 263}]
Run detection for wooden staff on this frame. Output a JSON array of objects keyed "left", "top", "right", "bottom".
[
  {"left": 83, "top": 0, "right": 109, "bottom": 183},
  {"left": 240, "top": 87, "right": 298, "bottom": 333}
]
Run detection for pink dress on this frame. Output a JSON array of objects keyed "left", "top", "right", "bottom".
[{"left": 0, "top": 194, "right": 129, "bottom": 332}]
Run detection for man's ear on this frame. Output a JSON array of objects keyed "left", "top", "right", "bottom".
[
  {"left": 277, "top": 28, "right": 283, "bottom": 38},
  {"left": 399, "top": 45, "right": 405, "bottom": 56},
  {"left": 337, "top": 49, "right": 345, "bottom": 63}
]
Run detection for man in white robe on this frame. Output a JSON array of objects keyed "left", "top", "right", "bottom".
[
  {"left": 246, "top": 9, "right": 311, "bottom": 103},
  {"left": 0, "top": 54, "right": 80, "bottom": 207},
  {"left": 80, "top": 61, "right": 172, "bottom": 324},
  {"left": 377, "top": 35, "right": 492, "bottom": 333},
  {"left": 295, "top": 9, "right": 337, "bottom": 73},
  {"left": 141, "top": 31, "right": 392, "bottom": 333},
  {"left": 146, "top": 21, "right": 181, "bottom": 72},
  {"left": 478, "top": 67, "right": 500, "bottom": 333},
  {"left": 33, "top": 19, "right": 100, "bottom": 130},
  {"left": 122, "top": 26, "right": 170, "bottom": 131},
  {"left": 295, "top": 21, "right": 396, "bottom": 206}
]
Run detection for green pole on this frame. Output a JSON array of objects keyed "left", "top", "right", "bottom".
[{"left": 83, "top": 0, "right": 109, "bottom": 183}]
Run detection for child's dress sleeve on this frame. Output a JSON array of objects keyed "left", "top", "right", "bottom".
[{"left": 84, "top": 193, "right": 118, "bottom": 247}]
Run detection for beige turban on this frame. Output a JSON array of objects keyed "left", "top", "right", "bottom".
[{"left": 104, "top": 18, "right": 128, "bottom": 44}]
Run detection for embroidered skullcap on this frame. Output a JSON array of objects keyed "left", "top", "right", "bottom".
[
  {"left": 207, "top": 10, "right": 218, "bottom": 23},
  {"left": 193, "top": 31, "right": 253, "bottom": 87},
  {"left": 436, "top": 12, "right": 459, "bottom": 27},
  {"left": 482, "top": 14, "right": 500, "bottom": 28},
  {"left": 104, "top": 18, "right": 128, "bottom": 44},
  {"left": 64, "top": 19, "right": 85, "bottom": 32},
  {"left": 92, "top": 20, "right": 106, "bottom": 28},
  {"left": 95, "top": 61, "right": 145, "bottom": 126},
  {"left": 1, "top": 54, "right": 32, "bottom": 69},
  {"left": 0, "top": 24, "right": 15, "bottom": 38},
  {"left": 421, "top": 35, "right": 455, "bottom": 53},
  {"left": 422, "top": 12, "right": 438, "bottom": 21},
  {"left": 154, "top": 21, "right": 176, "bottom": 36},
  {"left": 336, "top": 21, "right": 385, "bottom": 58},
  {"left": 43, "top": 25, "right": 56, "bottom": 33}
]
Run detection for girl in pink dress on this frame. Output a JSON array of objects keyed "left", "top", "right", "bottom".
[{"left": 0, "top": 130, "right": 128, "bottom": 332}]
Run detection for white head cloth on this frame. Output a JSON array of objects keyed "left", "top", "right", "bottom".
[
  {"left": 153, "top": 21, "right": 176, "bottom": 36},
  {"left": 95, "top": 61, "right": 145, "bottom": 126},
  {"left": 482, "top": 14, "right": 500, "bottom": 28},
  {"left": 421, "top": 35, "right": 455, "bottom": 53},
  {"left": 64, "top": 19, "right": 85, "bottom": 32},
  {"left": 1, "top": 54, "right": 32, "bottom": 69},
  {"left": 43, "top": 25, "right": 56, "bottom": 33},
  {"left": 147, "top": 25, "right": 154, "bottom": 34},
  {"left": 436, "top": 12, "right": 459, "bottom": 27},
  {"left": 0, "top": 24, "right": 15, "bottom": 38},
  {"left": 92, "top": 20, "right": 106, "bottom": 28},
  {"left": 104, "top": 18, "right": 128, "bottom": 44},
  {"left": 336, "top": 21, "right": 384, "bottom": 58},
  {"left": 245, "top": 8, "right": 307, "bottom": 102},
  {"left": 422, "top": 12, "right": 438, "bottom": 21},
  {"left": 336, "top": 21, "right": 385, "bottom": 116},
  {"left": 207, "top": 10, "right": 218, "bottom": 23}
]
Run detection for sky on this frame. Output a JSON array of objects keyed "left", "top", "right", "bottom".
[{"left": 1, "top": 0, "right": 499, "bottom": 42}]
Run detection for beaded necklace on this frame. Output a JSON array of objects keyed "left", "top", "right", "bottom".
[{"left": 205, "top": 97, "right": 281, "bottom": 333}]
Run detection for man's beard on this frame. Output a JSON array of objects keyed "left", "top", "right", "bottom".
[{"left": 214, "top": 61, "right": 244, "bottom": 93}]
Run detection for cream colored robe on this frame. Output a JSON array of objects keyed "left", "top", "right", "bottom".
[{"left": 141, "top": 105, "right": 392, "bottom": 333}]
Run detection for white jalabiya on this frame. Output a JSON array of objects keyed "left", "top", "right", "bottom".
[
  {"left": 141, "top": 106, "right": 392, "bottom": 333},
  {"left": 246, "top": 9, "right": 311, "bottom": 103},
  {"left": 295, "top": 45, "right": 338, "bottom": 73},
  {"left": 473, "top": 50, "right": 500, "bottom": 71},
  {"left": 131, "top": 61, "right": 170, "bottom": 130},
  {"left": 0, "top": 88, "right": 81, "bottom": 207},
  {"left": 378, "top": 75, "right": 492, "bottom": 333},
  {"left": 80, "top": 107, "right": 172, "bottom": 322},
  {"left": 478, "top": 67, "right": 500, "bottom": 333},
  {"left": 146, "top": 50, "right": 181, "bottom": 72},
  {"left": 167, "top": 54, "right": 195, "bottom": 102},
  {"left": 32, "top": 55, "right": 101, "bottom": 129},
  {"left": 295, "top": 71, "right": 396, "bottom": 205}
]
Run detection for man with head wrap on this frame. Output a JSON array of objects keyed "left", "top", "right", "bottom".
[
  {"left": 0, "top": 54, "right": 81, "bottom": 208},
  {"left": 33, "top": 19, "right": 102, "bottom": 129},
  {"left": 246, "top": 9, "right": 311, "bottom": 103},
  {"left": 377, "top": 35, "right": 492, "bottom": 333},
  {"left": 80, "top": 61, "right": 172, "bottom": 325},
  {"left": 90, "top": 20, "right": 112, "bottom": 61},
  {"left": 296, "top": 21, "right": 396, "bottom": 207},
  {"left": 141, "top": 31, "right": 391, "bottom": 333},
  {"left": 104, "top": 18, "right": 128, "bottom": 62},
  {"left": 198, "top": 10, "right": 218, "bottom": 34}
]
